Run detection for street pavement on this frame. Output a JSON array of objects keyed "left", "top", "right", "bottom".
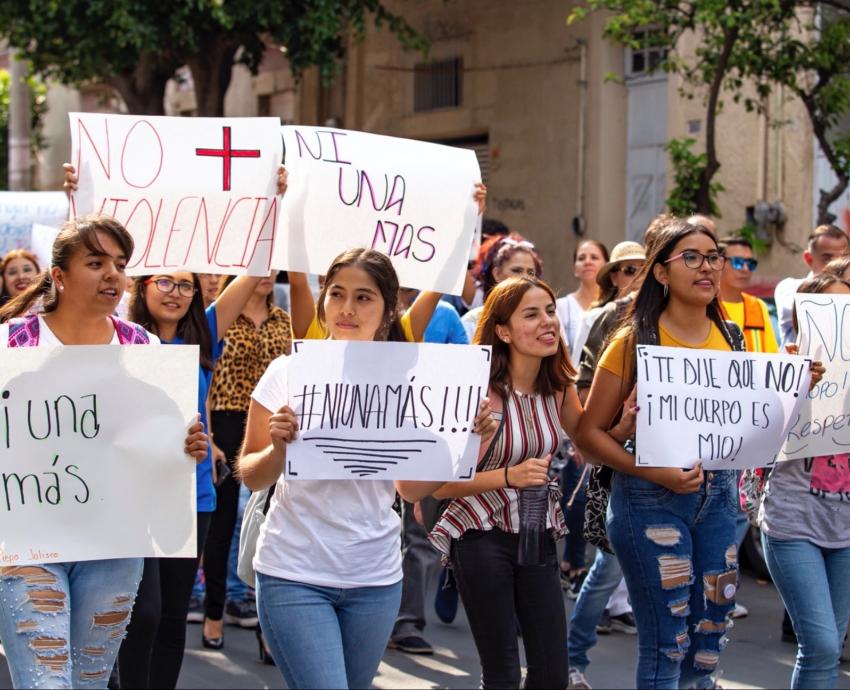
[{"left": 2, "top": 570, "right": 849, "bottom": 688}]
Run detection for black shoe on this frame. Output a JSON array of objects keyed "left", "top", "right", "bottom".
[
  {"left": 388, "top": 635, "right": 434, "bottom": 655},
  {"left": 596, "top": 610, "right": 612, "bottom": 635},
  {"left": 257, "top": 628, "right": 276, "bottom": 666},
  {"left": 202, "top": 634, "right": 224, "bottom": 650},
  {"left": 224, "top": 598, "right": 259, "bottom": 628},
  {"left": 610, "top": 612, "right": 637, "bottom": 635}
]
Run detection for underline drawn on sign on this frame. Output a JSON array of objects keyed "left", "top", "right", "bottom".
[{"left": 303, "top": 436, "right": 437, "bottom": 477}]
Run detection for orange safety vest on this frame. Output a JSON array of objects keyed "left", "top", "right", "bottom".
[{"left": 722, "top": 293, "right": 767, "bottom": 352}]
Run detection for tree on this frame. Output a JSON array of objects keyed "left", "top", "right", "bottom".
[
  {"left": 0, "top": 69, "right": 47, "bottom": 190},
  {"left": 568, "top": 0, "right": 800, "bottom": 217},
  {"left": 0, "top": 0, "right": 426, "bottom": 116}
]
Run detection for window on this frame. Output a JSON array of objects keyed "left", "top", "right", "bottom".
[
  {"left": 414, "top": 57, "right": 463, "bottom": 112},
  {"left": 626, "top": 30, "right": 668, "bottom": 78}
]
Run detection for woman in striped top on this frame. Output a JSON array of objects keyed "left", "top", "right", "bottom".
[{"left": 428, "top": 276, "right": 629, "bottom": 689}]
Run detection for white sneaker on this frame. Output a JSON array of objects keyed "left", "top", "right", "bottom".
[
  {"left": 729, "top": 603, "right": 749, "bottom": 619},
  {"left": 568, "top": 667, "right": 592, "bottom": 689}
]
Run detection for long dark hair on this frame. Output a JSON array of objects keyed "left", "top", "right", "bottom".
[
  {"left": 128, "top": 273, "right": 214, "bottom": 369},
  {"left": 614, "top": 219, "right": 735, "bottom": 381},
  {"left": 474, "top": 276, "right": 576, "bottom": 401},
  {"left": 0, "top": 215, "right": 133, "bottom": 322},
  {"left": 316, "top": 248, "right": 406, "bottom": 342}
]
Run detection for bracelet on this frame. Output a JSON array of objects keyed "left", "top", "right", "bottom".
[{"left": 504, "top": 464, "right": 514, "bottom": 489}]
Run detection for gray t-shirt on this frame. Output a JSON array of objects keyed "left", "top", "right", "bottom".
[{"left": 760, "top": 454, "right": 850, "bottom": 548}]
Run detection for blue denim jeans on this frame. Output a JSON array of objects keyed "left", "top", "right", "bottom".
[
  {"left": 0, "top": 558, "right": 143, "bottom": 689},
  {"left": 568, "top": 548, "right": 623, "bottom": 671},
  {"left": 762, "top": 534, "right": 850, "bottom": 689},
  {"left": 256, "top": 573, "right": 402, "bottom": 689},
  {"left": 607, "top": 470, "right": 738, "bottom": 690},
  {"left": 226, "top": 483, "right": 252, "bottom": 602},
  {"left": 559, "top": 456, "right": 588, "bottom": 569}
]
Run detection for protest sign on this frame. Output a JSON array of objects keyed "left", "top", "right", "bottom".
[
  {"left": 780, "top": 293, "right": 850, "bottom": 460},
  {"left": 69, "top": 113, "right": 282, "bottom": 276},
  {"left": 30, "top": 223, "right": 60, "bottom": 271},
  {"left": 0, "top": 192, "right": 67, "bottom": 257},
  {"left": 636, "top": 345, "right": 810, "bottom": 470},
  {"left": 285, "top": 340, "right": 492, "bottom": 480},
  {"left": 275, "top": 126, "right": 481, "bottom": 295},
  {"left": 0, "top": 345, "right": 198, "bottom": 567}
]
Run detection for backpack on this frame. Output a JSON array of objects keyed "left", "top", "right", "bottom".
[
  {"left": 8, "top": 314, "right": 150, "bottom": 347},
  {"left": 583, "top": 320, "right": 747, "bottom": 553}
]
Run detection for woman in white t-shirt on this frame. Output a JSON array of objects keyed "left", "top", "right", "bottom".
[
  {"left": 239, "top": 247, "right": 495, "bottom": 689},
  {"left": 0, "top": 216, "right": 208, "bottom": 690},
  {"left": 555, "top": 239, "right": 608, "bottom": 355}
]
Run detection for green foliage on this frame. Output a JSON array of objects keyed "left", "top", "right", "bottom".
[
  {"left": 737, "top": 222, "right": 769, "bottom": 255},
  {"left": 664, "top": 138, "right": 724, "bottom": 218},
  {"left": 0, "top": 0, "right": 426, "bottom": 114},
  {"left": 0, "top": 69, "right": 48, "bottom": 191}
]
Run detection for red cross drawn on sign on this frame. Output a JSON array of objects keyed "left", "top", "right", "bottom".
[{"left": 195, "top": 126, "right": 261, "bottom": 191}]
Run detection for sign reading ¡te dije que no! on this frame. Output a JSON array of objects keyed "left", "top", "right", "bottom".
[
  {"left": 69, "top": 113, "right": 283, "bottom": 276},
  {"left": 636, "top": 345, "right": 811, "bottom": 470},
  {"left": 0, "top": 345, "right": 198, "bottom": 567},
  {"left": 285, "top": 340, "right": 492, "bottom": 480},
  {"left": 274, "top": 126, "right": 482, "bottom": 296},
  {"left": 780, "top": 293, "right": 850, "bottom": 460}
]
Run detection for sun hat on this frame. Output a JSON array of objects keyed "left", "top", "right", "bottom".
[{"left": 596, "top": 241, "right": 647, "bottom": 288}]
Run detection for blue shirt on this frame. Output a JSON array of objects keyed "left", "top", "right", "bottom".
[
  {"left": 160, "top": 304, "right": 223, "bottom": 512},
  {"left": 426, "top": 301, "right": 469, "bottom": 344}
]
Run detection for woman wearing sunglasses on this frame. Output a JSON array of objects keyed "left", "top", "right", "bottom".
[
  {"left": 718, "top": 237, "right": 778, "bottom": 354},
  {"left": 119, "top": 270, "right": 261, "bottom": 688}
]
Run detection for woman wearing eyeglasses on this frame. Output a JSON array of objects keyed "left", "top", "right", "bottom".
[
  {"left": 718, "top": 236, "right": 778, "bottom": 354},
  {"left": 577, "top": 221, "right": 754, "bottom": 689},
  {"left": 119, "top": 271, "right": 260, "bottom": 689}
]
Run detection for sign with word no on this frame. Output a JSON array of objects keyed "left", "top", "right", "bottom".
[
  {"left": 69, "top": 113, "right": 282, "bottom": 276},
  {"left": 636, "top": 345, "right": 810, "bottom": 470},
  {"left": 0, "top": 345, "right": 198, "bottom": 566},
  {"left": 275, "top": 126, "right": 482, "bottom": 295},
  {"left": 780, "top": 293, "right": 850, "bottom": 460}
]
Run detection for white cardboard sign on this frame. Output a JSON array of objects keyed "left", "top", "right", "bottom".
[
  {"left": 285, "top": 340, "right": 492, "bottom": 480},
  {"left": 636, "top": 345, "right": 810, "bottom": 470},
  {"left": 69, "top": 113, "right": 283, "bottom": 276},
  {"left": 780, "top": 294, "right": 850, "bottom": 460},
  {"left": 30, "top": 223, "right": 60, "bottom": 271},
  {"left": 0, "top": 345, "right": 198, "bottom": 567},
  {"left": 0, "top": 192, "right": 67, "bottom": 257},
  {"left": 275, "top": 126, "right": 481, "bottom": 295}
]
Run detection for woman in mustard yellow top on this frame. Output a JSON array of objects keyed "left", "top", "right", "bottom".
[{"left": 577, "top": 220, "right": 758, "bottom": 689}]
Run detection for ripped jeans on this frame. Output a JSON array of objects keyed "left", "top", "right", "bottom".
[
  {"left": 608, "top": 470, "right": 737, "bottom": 689},
  {"left": 0, "top": 558, "right": 143, "bottom": 689}
]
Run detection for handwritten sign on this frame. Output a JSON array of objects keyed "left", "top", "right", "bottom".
[
  {"left": 30, "top": 223, "right": 60, "bottom": 271},
  {"left": 0, "top": 345, "right": 198, "bottom": 566},
  {"left": 275, "top": 126, "right": 481, "bottom": 295},
  {"left": 780, "top": 294, "right": 850, "bottom": 460},
  {"left": 636, "top": 345, "right": 810, "bottom": 470},
  {"left": 286, "top": 340, "right": 491, "bottom": 480},
  {"left": 69, "top": 113, "right": 283, "bottom": 276},
  {"left": 0, "top": 192, "right": 67, "bottom": 257}
]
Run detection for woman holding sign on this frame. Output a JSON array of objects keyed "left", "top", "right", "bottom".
[
  {"left": 238, "top": 247, "right": 495, "bottom": 689},
  {"left": 0, "top": 215, "right": 208, "bottom": 690},
  {"left": 759, "top": 274, "right": 850, "bottom": 690},
  {"left": 576, "top": 220, "right": 823, "bottom": 689}
]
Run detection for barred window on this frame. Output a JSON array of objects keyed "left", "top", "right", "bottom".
[{"left": 414, "top": 57, "right": 463, "bottom": 112}]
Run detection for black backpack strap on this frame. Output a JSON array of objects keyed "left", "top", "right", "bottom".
[{"left": 724, "top": 320, "right": 746, "bottom": 352}]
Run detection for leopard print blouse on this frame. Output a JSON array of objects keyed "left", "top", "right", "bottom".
[{"left": 209, "top": 306, "right": 292, "bottom": 412}]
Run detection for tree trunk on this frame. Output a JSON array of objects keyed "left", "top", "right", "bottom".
[
  {"left": 104, "top": 51, "right": 173, "bottom": 115},
  {"left": 803, "top": 94, "right": 850, "bottom": 225},
  {"left": 187, "top": 37, "right": 240, "bottom": 117},
  {"left": 695, "top": 23, "right": 740, "bottom": 215}
]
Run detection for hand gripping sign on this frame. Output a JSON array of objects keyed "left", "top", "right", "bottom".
[{"left": 69, "top": 113, "right": 283, "bottom": 276}]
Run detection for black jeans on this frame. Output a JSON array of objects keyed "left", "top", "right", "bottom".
[
  {"left": 204, "top": 410, "right": 247, "bottom": 621},
  {"left": 118, "top": 511, "right": 212, "bottom": 689},
  {"left": 451, "top": 528, "right": 568, "bottom": 690}
]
